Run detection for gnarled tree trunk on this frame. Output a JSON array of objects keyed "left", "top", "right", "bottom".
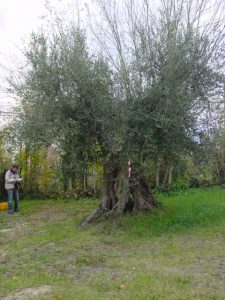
[{"left": 80, "top": 157, "right": 159, "bottom": 227}]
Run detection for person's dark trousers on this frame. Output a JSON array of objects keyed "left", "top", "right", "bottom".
[{"left": 7, "top": 188, "right": 19, "bottom": 213}]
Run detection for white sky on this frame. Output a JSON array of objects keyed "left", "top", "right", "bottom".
[
  {"left": 0, "top": 0, "right": 89, "bottom": 125},
  {"left": 0, "top": 0, "right": 47, "bottom": 122}
]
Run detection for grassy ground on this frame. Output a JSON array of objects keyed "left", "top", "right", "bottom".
[{"left": 0, "top": 187, "right": 225, "bottom": 300}]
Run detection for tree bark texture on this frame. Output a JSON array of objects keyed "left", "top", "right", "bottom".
[{"left": 80, "top": 157, "right": 159, "bottom": 226}]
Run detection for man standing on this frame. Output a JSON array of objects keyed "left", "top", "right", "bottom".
[{"left": 5, "top": 165, "right": 22, "bottom": 214}]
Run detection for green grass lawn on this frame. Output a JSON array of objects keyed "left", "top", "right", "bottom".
[{"left": 0, "top": 187, "right": 225, "bottom": 300}]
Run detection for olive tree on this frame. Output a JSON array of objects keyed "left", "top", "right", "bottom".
[{"left": 9, "top": 0, "right": 224, "bottom": 225}]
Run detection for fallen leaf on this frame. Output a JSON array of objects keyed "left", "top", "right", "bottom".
[{"left": 118, "top": 284, "right": 125, "bottom": 289}]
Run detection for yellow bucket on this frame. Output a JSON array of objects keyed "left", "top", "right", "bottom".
[{"left": 0, "top": 202, "right": 8, "bottom": 211}]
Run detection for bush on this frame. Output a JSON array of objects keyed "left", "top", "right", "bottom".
[{"left": 170, "top": 178, "right": 189, "bottom": 192}]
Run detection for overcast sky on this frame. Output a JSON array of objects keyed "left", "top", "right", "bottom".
[
  {"left": 0, "top": 0, "right": 92, "bottom": 68},
  {"left": 0, "top": 0, "right": 47, "bottom": 113},
  {"left": 0, "top": 0, "right": 87, "bottom": 125}
]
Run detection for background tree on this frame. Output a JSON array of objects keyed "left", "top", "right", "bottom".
[{"left": 0, "top": 129, "right": 11, "bottom": 200}]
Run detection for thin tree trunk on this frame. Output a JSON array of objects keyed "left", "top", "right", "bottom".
[
  {"left": 168, "top": 165, "right": 173, "bottom": 187},
  {"left": 91, "top": 164, "right": 98, "bottom": 194},
  {"left": 163, "top": 166, "right": 169, "bottom": 187},
  {"left": 83, "top": 172, "right": 87, "bottom": 193},
  {"left": 155, "top": 156, "right": 161, "bottom": 188}
]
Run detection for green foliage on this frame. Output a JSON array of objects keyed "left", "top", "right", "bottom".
[
  {"left": 7, "top": 2, "right": 224, "bottom": 197},
  {"left": 12, "top": 27, "right": 114, "bottom": 196},
  {"left": 18, "top": 146, "right": 63, "bottom": 198},
  {"left": 156, "top": 178, "right": 189, "bottom": 193},
  {"left": 0, "top": 130, "right": 12, "bottom": 200}
]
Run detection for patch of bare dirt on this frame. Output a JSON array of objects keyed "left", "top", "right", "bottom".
[
  {"left": 0, "top": 223, "right": 27, "bottom": 233},
  {"left": 78, "top": 264, "right": 103, "bottom": 274},
  {"left": 30, "top": 209, "right": 66, "bottom": 222},
  {"left": 3, "top": 285, "right": 52, "bottom": 300},
  {"left": 0, "top": 223, "right": 29, "bottom": 243},
  {"left": 0, "top": 228, "right": 16, "bottom": 233}
]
